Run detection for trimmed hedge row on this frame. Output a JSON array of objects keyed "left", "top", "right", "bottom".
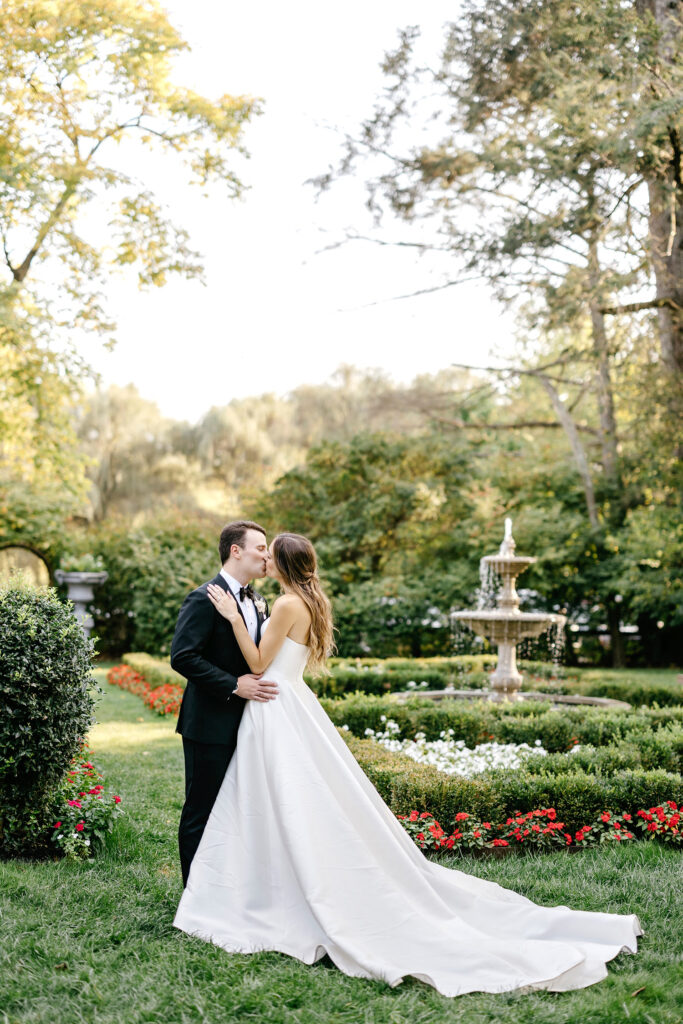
[
  {"left": 521, "top": 724, "right": 683, "bottom": 775},
  {"left": 343, "top": 733, "right": 683, "bottom": 834},
  {"left": 119, "top": 651, "right": 681, "bottom": 707},
  {"left": 326, "top": 655, "right": 562, "bottom": 677},
  {"left": 310, "top": 655, "right": 564, "bottom": 698},
  {"left": 546, "top": 677, "right": 683, "bottom": 708},
  {"left": 123, "top": 653, "right": 186, "bottom": 689},
  {"left": 323, "top": 693, "right": 683, "bottom": 752}
]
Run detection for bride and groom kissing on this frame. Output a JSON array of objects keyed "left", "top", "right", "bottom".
[{"left": 169, "top": 519, "right": 642, "bottom": 998}]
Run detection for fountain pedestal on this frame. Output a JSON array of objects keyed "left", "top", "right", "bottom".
[{"left": 489, "top": 642, "right": 523, "bottom": 700}]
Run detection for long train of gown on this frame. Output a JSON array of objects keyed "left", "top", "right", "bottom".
[{"left": 174, "top": 636, "right": 642, "bottom": 997}]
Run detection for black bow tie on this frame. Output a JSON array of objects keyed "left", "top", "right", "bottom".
[{"left": 238, "top": 585, "right": 255, "bottom": 602}]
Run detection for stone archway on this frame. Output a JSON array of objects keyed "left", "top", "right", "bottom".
[{"left": 0, "top": 545, "right": 51, "bottom": 586}]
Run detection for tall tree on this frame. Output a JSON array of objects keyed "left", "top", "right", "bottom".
[
  {"left": 0, "top": 0, "right": 259, "bottom": 486},
  {"left": 318, "top": 0, "right": 683, "bottom": 663}
]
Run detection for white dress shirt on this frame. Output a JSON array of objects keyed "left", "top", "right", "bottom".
[{"left": 219, "top": 569, "right": 258, "bottom": 642}]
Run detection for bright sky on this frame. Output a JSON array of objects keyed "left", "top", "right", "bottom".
[{"left": 87, "top": 0, "right": 515, "bottom": 422}]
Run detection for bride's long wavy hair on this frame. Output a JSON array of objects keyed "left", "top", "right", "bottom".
[{"left": 271, "top": 532, "right": 335, "bottom": 675}]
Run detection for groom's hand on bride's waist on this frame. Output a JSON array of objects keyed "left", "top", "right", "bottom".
[{"left": 234, "top": 673, "right": 279, "bottom": 702}]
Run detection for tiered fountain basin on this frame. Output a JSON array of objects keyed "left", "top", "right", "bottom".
[{"left": 451, "top": 609, "right": 566, "bottom": 645}]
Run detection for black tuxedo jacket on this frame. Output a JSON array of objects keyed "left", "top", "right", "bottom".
[{"left": 171, "top": 573, "right": 268, "bottom": 746}]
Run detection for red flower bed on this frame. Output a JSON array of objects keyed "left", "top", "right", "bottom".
[
  {"left": 398, "top": 801, "right": 680, "bottom": 854},
  {"left": 636, "top": 802, "right": 681, "bottom": 844},
  {"left": 107, "top": 665, "right": 183, "bottom": 717}
]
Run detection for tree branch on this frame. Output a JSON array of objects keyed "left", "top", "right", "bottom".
[
  {"left": 600, "top": 297, "right": 683, "bottom": 315},
  {"left": 431, "top": 416, "right": 598, "bottom": 434},
  {"left": 11, "top": 179, "right": 79, "bottom": 283}
]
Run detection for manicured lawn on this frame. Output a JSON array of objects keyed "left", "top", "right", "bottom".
[{"left": 0, "top": 671, "right": 681, "bottom": 1024}]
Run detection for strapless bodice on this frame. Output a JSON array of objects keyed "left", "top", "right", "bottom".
[{"left": 265, "top": 635, "right": 309, "bottom": 683}]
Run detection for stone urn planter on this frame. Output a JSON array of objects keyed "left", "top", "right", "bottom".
[{"left": 54, "top": 570, "right": 108, "bottom": 638}]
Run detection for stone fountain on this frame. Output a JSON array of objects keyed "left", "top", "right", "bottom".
[
  {"left": 392, "top": 518, "right": 630, "bottom": 709},
  {"left": 451, "top": 518, "right": 565, "bottom": 701}
]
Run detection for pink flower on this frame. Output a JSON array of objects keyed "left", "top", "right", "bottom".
[
  {"left": 67, "top": 800, "right": 82, "bottom": 808},
  {"left": 54, "top": 822, "right": 61, "bottom": 829},
  {"left": 75, "top": 822, "right": 84, "bottom": 832}
]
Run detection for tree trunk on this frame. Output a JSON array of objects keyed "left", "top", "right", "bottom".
[
  {"left": 606, "top": 600, "right": 626, "bottom": 668},
  {"left": 587, "top": 241, "right": 621, "bottom": 490},
  {"left": 536, "top": 375, "right": 600, "bottom": 529},
  {"left": 637, "top": 0, "right": 683, "bottom": 376}
]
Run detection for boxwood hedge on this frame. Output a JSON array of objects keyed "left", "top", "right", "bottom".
[
  {"left": 0, "top": 577, "right": 96, "bottom": 857},
  {"left": 343, "top": 734, "right": 683, "bottom": 834},
  {"left": 322, "top": 693, "right": 683, "bottom": 752}
]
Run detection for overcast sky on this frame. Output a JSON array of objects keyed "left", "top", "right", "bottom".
[{"left": 86, "top": 0, "right": 515, "bottom": 422}]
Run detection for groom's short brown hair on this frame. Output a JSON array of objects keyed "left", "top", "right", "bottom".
[{"left": 219, "top": 520, "right": 266, "bottom": 563}]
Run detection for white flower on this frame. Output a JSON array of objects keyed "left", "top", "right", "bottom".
[
  {"left": 363, "top": 718, "right": 552, "bottom": 778},
  {"left": 254, "top": 597, "right": 267, "bottom": 615}
]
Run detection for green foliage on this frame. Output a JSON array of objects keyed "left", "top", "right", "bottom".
[
  {"left": 548, "top": 676, "right": 683, "bottom": 708},
  {"left": 0, "top": 575, "right": 96, "bottom": 856},
  {"left": 324, "top": 693, "right": 683, "bottom": 752},
  {"left": 345, "top": 733, "right": 682, "bottom": 835},
  {"left": 58, "top": 553, "right": 106, "bottom": 572},
  {"left": 0, "top": 0, "right": 258, "bottom": 489},
  {"left": 3, "top": 676, "right": 681, "bottom": 1024},
  {"left": 122, "top": 653, "right": 186, "bottom": 690},
  {"left": 87, "top": 513, "right": 222, "bottom": 656},
  {"left": 0, "top": 480, "right": 80, "bottom": 570}
]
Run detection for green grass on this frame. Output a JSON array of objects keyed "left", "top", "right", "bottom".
[{"left": 0, "top": 672, "right": 681, "bottom": 1024}]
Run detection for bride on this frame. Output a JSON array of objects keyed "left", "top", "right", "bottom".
[{"left": 173, "top": 532, "right": 641, "bottom": 998}]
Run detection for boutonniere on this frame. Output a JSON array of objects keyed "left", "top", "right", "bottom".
[{"left": 253, "top": 595, "right": 267, "bottom": 616}]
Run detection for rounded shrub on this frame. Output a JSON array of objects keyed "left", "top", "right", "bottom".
[
  {"left": 0, "top": 576, "right": 96, "bottom": 857},
  {"left": 87, "top": 513, "right": 221, "bottom": 656}
]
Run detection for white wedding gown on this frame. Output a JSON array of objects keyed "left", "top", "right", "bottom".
[{"left": 174, "top": 635, "right": 642, "bottom": 997}]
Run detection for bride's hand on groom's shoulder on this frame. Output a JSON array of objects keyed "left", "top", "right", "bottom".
[{"left": 207, "top": 583, "right": 239, "bottom": 622}]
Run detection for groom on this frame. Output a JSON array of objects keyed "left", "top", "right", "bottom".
[{"left": 171, "top": 519, "right": 278, "bottom": 886}]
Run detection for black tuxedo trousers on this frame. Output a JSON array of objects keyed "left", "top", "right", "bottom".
[{"left": 170, "top": 573, "right": 266, "bottom": 886}]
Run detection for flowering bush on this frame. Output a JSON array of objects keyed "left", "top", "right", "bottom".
[
  {"left": 396, "top": 801, "right": 678, "bottom": 854},
  {"left": 635, "top": 801, "right": 681, "bottom": 845},
  {"left": 51, "top": 745, "right": 123, "bottom": 860},
  {"left": 364, "top": 717, "right": 549, "bottom": 777},
  {"left": 107, "top": 665, "right": 183, "bottom": 716},
  {"left": 397, "top": 810, "right": 510, "bottom": 852},
  {"left": 146, "top": 683, "right": 184, "bottom": 716},
  {"left": 572, "top": 810, "right": 636, "bottom": 846},
  {"left": 496, "top": 808, "right": 570, "bottom": 849},
  {"left": 398, "top": 811, "right": 451, "bottom": 850}
]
